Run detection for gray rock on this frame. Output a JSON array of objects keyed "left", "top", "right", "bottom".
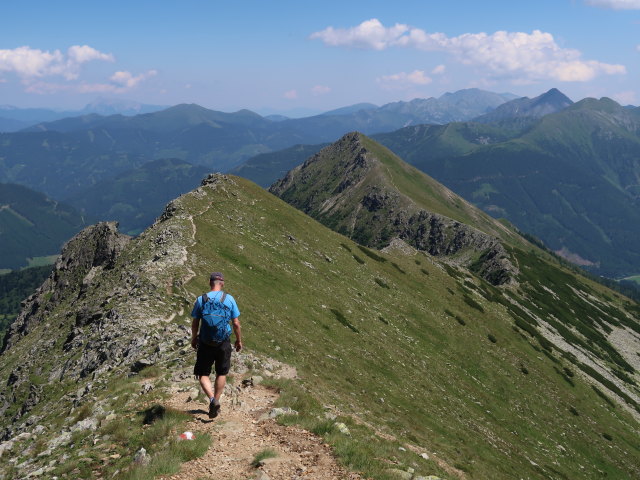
[
  {"left": 71, "top": 417, "right": 98, "bottom": 432},
  {"left": 255, "top": 471, "right": 271, "bottom": 480},
  {"left": 47, "top": 431, "right": 72, "bottom": 450},
  {"left": 419, "top": 452, "right": 429, "bottom": 460},
  {"left": 140, "top": 383, "right": 154, "bottom": 395},
  {"left": 131, "top": 358, "right": 155, "bottom": 373},
  {"left": 133, "top": 447, "right": 150, "bottom": 465},
  {"left": 385, "top": 468, "right": 413, "bottom": 480},
  {"left": 334, "top": 422, "right": 350, "bottom": 435},
  {"left": 268, "top": 407, "right": 298, "bottom": 418}
]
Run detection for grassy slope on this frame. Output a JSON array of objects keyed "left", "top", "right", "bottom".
[
  {"left": 1, "top": 175, "right": 637, "bottom": 479},
  {"left": 180, "top": 176, "right": 639, "bottom": 479},
  {"left": 0, "top": 183, "right": 87, "bottom": 269}
]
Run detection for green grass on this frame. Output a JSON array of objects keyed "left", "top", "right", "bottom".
[
  {"left": 26, "top": 255, "right": 58, "bottom": 267},
  {"left": 177, "top": 177, "right": 640, "bottom": 480},
  {"left": 623, "top": 275, "right": 640, "bottom": 285},
  {"left": 251, "top": 448, "right": 278, "bottom": 467},
  {"left": 3, "top": 173, "right": 639, "bottom": 480}
]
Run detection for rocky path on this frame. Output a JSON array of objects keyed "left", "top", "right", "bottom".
[{"left": 162, "top": 378, "right": 362, "bottom": 480}]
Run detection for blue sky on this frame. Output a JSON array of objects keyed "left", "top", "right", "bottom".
[{"left": 1, "top": 0, "right": 638, "bottom": 114}]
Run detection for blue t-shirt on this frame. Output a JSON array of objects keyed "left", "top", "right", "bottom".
[{"left": 191, "top": 291, "right": 241, "bottom": 320}]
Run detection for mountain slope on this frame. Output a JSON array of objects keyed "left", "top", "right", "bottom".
[
  {"left": 270, "top": 132, "right": 521, "bottom": 284},
  {"left": 65, "top": 158, "right": 210, "bottom": 235},
  {"left": 374, "top": 97, "right": 640, "bottom": 277},
  {"left": 0, "top": 183, "right": 89, "bottom": 269},
  {"left": 0, "top": 174, "right": 638, "bottom": 479}
]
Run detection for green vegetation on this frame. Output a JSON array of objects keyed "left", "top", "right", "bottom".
[
  {"left": 251, "top": 448, "right": 278, "bottom": 467},
  {"left": 374, "top": 98, "right": 640, "bottom": 278},
  {"left": 0, "top": 183, "right": 86, "bottom": 269},
  {"left": 179, "top": 176, "right": 640, "bottom": 479},
  {"left": 2, "top": 172, "right": 639, "bottom": 480},
  {"left": 0, "top": 264, "right": 52, "bottom": 338}
]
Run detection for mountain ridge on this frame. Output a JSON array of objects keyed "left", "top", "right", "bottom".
[{"left": 0, "top": 173, "right": 638, "bottom": 479}]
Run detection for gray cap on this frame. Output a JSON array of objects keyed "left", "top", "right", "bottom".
[{"left": 210, "top": 272, "right": 224, "bottom": 282}]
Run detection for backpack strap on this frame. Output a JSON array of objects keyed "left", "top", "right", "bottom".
[{"left": 202, "top": 291, "right": 227, "bottom": 305}]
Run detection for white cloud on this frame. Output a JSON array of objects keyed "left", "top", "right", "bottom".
[
  {"left": 637, "top": 44, "right": 640, "bottom": 52},
  {"left": 431, "top": 64, "right": 446, "bottom": 75},
  {"left": 283, "top": 89, "right": 298, "bottom": 99},
  {"left": 110, "top": 69, "right": 157, "bottom": 89},
  {"left": 311, "top": 19, "right": 626, "bottom": 83},
  {"left": 377, "top": 70, "right": 432, "bottom": 89},
  {"left": 24, "top": 69, "right": 157, "bottom": 95},
  {"left": 0, "top": 45, "right": 114, "bottom": 80},
  {"left": 67, "top": 45, "right": 114, "bottom": 64},
  {"left": 585, "top": 0, "right": 640, "bottom": 9},
  {"left": 310, "top": 18, "right": 409, "bottom": 50},
  {"left": 311, "top": 85, "right": 331, "bottom": 96}
]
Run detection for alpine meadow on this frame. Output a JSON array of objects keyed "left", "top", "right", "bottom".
[{"left": 1, "top": 2, "right": 640, "bottom": 480}]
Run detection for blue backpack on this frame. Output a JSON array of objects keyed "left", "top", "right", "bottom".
[{"left": 199, "top": 291, "right": 232, "bottom": 345}]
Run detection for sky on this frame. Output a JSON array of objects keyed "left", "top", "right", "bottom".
[{"left": 1, "top": 0, "right": 639, "bottom": 115}]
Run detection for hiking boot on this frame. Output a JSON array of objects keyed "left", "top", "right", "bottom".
[{"left": 208, "top": 399, "right": 221, "bottom": 419}]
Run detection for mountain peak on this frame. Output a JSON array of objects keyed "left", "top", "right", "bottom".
[
  {"left": 270, "top": 132, "right": 519, "bottom": 284},
  {"left": 474, "top": 88, "right": 573, "bottom": 125}
]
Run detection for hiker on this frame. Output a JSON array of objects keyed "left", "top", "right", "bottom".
[{"left": 190, "top": 272, "right": 242, "bottom": 418}]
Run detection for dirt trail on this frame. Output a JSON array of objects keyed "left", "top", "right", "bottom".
[{"left": 162, "top": 377, "right": 362, "bottom": 480}]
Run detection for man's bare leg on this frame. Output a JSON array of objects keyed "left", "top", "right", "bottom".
[
  {"left": 198, "top": 375, "right": 214, "bottom": 399},
  {"left": 214, "top": 374, "right": 226, "bottom": 401}
]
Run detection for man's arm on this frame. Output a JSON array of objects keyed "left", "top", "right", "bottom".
[
  {"left": 232, "top": 317, "right": 242, "bottom": 352},
  {"left": 191, "top": 317, "right": 200, "bottom": 349}
]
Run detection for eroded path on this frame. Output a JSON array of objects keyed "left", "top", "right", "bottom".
[{"left": 162, "top": 377, "right": 362, "bottom": 480}]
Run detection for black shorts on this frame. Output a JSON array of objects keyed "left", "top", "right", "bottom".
[{"left": 194, "top": 339, "right": 232, "bottom": 377}]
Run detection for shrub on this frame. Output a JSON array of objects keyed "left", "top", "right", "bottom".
[
  {"left": 340, "top": 243, "right": 352, "bottom": 252},
  {"left": 357, "top": 245, "right": 387, "bottom": 262},
  {"left": 463, "top": 295, "right": 485, "bottom": 313},
  {"left": 421, "top": 268, "right": 430, "bottom": 276},
  {"left": 330, "top": 309, "right": 359, "bottom": 333},
  {"left": 251, "top": 448, "right": 278, "bottom": 467},
  {"left": 352, "top": 254, "right": 365, "bottom": 264},
  {"left": 374, "top": 278, "right": 390, "bottom": 289},
  {"left": 488, "top": 334, "right": 497, "bottom": 343},
  {"left": 378, "top": 316, "right": 389, "bottom": 325},
  {"left": 391, "top": 262, "right": 405, "bottom": 274},
  {"left": 569, "top": 406, "right": 579, "bottom": 416}
]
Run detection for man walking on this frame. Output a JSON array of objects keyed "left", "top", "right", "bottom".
[{"left": 191, "top": 272, "right": 242, "bottom": 418}]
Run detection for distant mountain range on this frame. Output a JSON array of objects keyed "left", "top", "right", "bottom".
[
  {"left": 4, "top": 87, "right": 640, "bottom": 280},
  {"left": 0, "top": 88, "right": 518, "bottom": 201},
  {"left": 0, "top": 98, "right": 168, "bottom": 132}
]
